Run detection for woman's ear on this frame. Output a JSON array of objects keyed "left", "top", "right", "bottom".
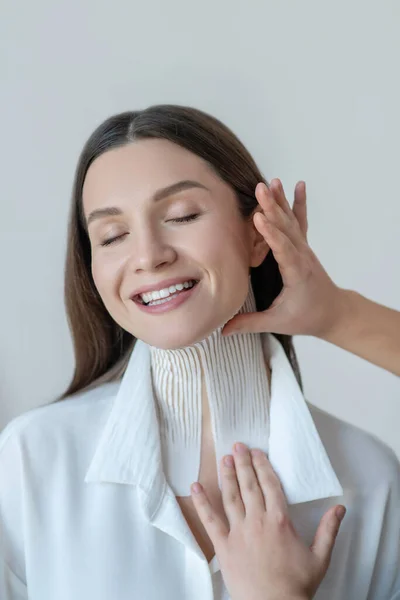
[{"left": 249, "top": 208, "right": 270, "bottom": 268}]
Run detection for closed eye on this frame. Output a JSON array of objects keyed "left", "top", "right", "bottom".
[
  {"left": 100, "top": 214, "right": 199, "bottom": 247},
  {"left": 169, "top": 214, "right": 200, "bottom": 223},
  {"left": 101, "top": 233, "right": 128, "bottom": 247}
]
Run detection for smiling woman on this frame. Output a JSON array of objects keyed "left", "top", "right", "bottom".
[
  {"left": 0, "top": 104, "right": 399, "bottom": 600},
  {"left": 80, "top": 137, "right": 271, "bottom": 351},
  {"left": 63, "top": 105, "right": 299, "bottom": 390}
]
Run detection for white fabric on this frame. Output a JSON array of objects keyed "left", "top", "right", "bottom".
[
  {"left": 0, "top": 335, "right": 399, "bottom": 599},
  {"left": 87, "top": 333, "right": 343, "bottom": 506},
  {"left": 150, "top": 318, "right": 343, "bottom": 503},
  {"left": 150, "top": 286, "right": 268, "bottom": 495}
]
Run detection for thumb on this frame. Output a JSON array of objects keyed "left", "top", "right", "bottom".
[
  {"left": 222, "top": 310, "right": 276, "bottom": 336},
  {"left": 310, "top": 505, "right": 346, "bottom": 571}
]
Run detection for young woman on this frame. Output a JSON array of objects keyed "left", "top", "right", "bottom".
[{"left": 0, "top": 105, "right": 399, "bottom": 600}]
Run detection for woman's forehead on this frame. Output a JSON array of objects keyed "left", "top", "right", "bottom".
[{"left": 82, "top": 139, "right": 221, "bottom": 214}]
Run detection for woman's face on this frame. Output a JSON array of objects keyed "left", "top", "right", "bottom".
[{"left": 82, "top": 139, "right": 267, "bottom": 349}]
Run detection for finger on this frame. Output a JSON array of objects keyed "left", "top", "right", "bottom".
[
  {"left": 256, "top": 180, "right": 292, "bottom": 218},
  {"left": 255, "top": 182, "right": 292, "bottom": 227},
  {"left": 250, "top": 449, "right": 289, "bottom": 519},
  {"left": 292, "top": 181, "right": 308, "bottom": 239},
  {"left": 254, "top": 216, "right": 304, "bottom": 285},
  {"left": 270, "top": 178, "right": 293, "bottom": 217},
  {"left": 233, "top": 443, "right": 266, "bottom": 516},
  {"left": 191, "top": 482, "right": 229, "bottom": 542},
  {"left": 254, "top": 186, "right": 304, "bottom": 250},
  {"left": 310, "top": 505, "right": 346, "bottom": 572},
  {"left": 221, "top": 309, "right": 279, "bottom": 336},
  {"left": 220, "top": 454, "right": 245, "bottom": 525}
]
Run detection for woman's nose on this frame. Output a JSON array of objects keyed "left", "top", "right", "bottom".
[{"left": 129, "top": 231, "right": 177, "bottom": 273}]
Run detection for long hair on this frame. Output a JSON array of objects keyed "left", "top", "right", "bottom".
[{"left": 56, "top": 105, "right": 302, "bottom": 401}]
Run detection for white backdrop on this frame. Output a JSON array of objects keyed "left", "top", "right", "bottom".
[{"left": 1, "top": 0, "right": 399, "bottom": 457}]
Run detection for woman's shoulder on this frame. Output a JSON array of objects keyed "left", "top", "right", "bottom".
[
  {"left": 0, "top": 381, "right": 120, "bottom": 463},
  {"left": 307, "top": 401, "right": 400, "bottom": 489},
  {"left": 0, "top": 381, "right": 120, "bottom": 593}
]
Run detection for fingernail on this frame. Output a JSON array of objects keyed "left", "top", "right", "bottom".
[
  {"left": 191, "top": 483, "right": 202, "bottom": 494},
  {"left": 336, "top": 506, "right": 346, "bottom": 521},
  {"left": 234, "top": 443, "right": 248, "bottom": 454},
  {"left": 223, "top": 329, "right": 239, "bottom": 337},
  {"left": 224, "top": 455, "right": 234, "bottom": 467}
]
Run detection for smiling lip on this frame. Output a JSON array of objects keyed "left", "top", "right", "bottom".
[
  {"left": 133, "top": 280, "right": 200, "bottom": 314},
  {"left": 130, "top": 277, "right": 199, "bottom": 300}
]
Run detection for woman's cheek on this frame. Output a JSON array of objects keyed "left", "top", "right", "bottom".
[
  {"left": 92, "top": 256, "right": 116, "bottom": 302},
  {"left": 199, "top": 222, "right": 249, "bottom": 266}
]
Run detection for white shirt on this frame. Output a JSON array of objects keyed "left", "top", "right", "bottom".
[{"left": 1, "top": 335, "right": 399, "bottom": 600}]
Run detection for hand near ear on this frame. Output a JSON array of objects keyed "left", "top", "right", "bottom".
[{"left": 222, "top": 179, "right": 343, "bottom": 338}]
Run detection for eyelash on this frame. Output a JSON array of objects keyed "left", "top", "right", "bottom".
[
  {"left": 170, "top": 213, "right": 199, "bottom": 223},
  {"left": 100, "top": 214, "right": 200, "bottom": 247}
]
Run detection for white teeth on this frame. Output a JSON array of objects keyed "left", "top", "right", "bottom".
[
  {"left": 140, "top": 280, "right": 196, "bottom": 304},
  {"left": 148, "top": 295, "right": 176, "bottom": 306}
]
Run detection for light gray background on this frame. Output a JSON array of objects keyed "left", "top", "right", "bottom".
[{"left": 1, "top": 1, "right": 399, "bottom": 457}]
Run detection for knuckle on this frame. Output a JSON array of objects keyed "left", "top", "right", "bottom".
[
  {"left": 204, "top": 511, "right": 216, "bottom": 526},
  {"left": 265, "top": 471, "right": 280, "bottom": 488},
  {"left": 249, "top": 516, "right": 265, "bottom": 535},
  {"left": 244, "top": 478, "right": 259, "bottom": 494},
  {"left": 235, "top": 460, "right": 253, "bottom": 477},
  {"left": 225, "top": 490, "right": 242, "bottom": 506},
  {"left": 275, "top": 510, "right": 290, "bottom": 529},
  {"left": 223, "top": 469, "right": 237, "bottom": 482}
]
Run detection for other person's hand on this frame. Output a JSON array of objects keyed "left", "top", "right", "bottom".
[
  {"left": 222, "top": 179, "right": 344, "bottom": 339},
  {"left": 191, "top": 442, "right": 346, "bottom": 600}
]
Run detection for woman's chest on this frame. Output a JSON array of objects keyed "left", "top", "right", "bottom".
[
  {"left": 25, "top": 480, "right": 383, "bottom": 600},
  {"left": 176, "top": 430, "right": 229, "bottom": 564},
  {"left": 177, "top": 490, "right": 226, "bottom": 564}
]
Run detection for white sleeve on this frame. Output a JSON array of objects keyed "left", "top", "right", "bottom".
[
  {"left": 0, "top": 559, "right": 28, "bottom": 600},
  {"left": 0, "top": 421, "right": 28, "bottom": 599}
]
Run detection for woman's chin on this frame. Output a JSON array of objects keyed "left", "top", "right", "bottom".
[{"left": 141, "top": 322, "right": 219, "bottom": 350}]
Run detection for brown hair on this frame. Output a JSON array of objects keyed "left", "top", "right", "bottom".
[{"left": 56, "top": 104, "right": 302, "bottom": 402}]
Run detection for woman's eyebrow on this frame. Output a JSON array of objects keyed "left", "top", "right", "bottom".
[{"left": 85, "top": 179, "right": 210, "bottom": 229}]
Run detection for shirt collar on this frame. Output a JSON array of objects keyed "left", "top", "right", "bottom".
[{"left": 84, "top": 333, "right": 343, "bottom": 515}]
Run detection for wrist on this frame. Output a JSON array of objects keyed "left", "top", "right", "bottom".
[{"left": 316, "top": 287, "right": 357, "bottom": 344}]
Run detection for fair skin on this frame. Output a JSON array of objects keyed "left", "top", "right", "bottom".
[
  {"left": 222, "top": 179, "right": 400, "bottom": 377},
  {"left": 82, "top": 138, "right": 267, "bottom": 350},
  {"left": 82, "top": 140, "right": 344, "bottom": 600}
]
